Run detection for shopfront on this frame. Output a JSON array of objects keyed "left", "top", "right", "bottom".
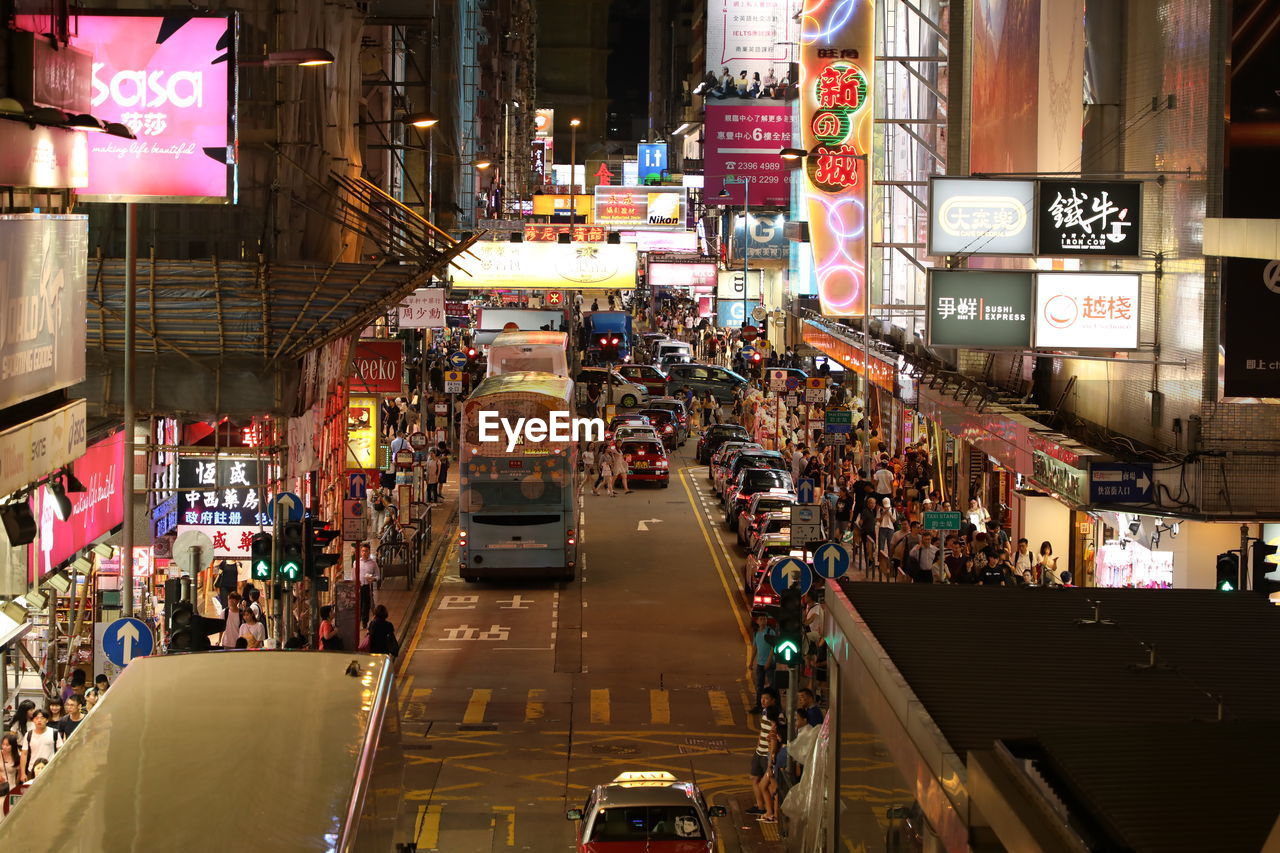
[{"left": 800, "top": 321, "right": 903, "bottom": 458}]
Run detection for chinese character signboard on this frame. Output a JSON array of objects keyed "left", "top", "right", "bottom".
[
  {"left": 1036, "top": 180, "right": 1142, "bottom": 257},
  {"left": 1222, "top": 258, "right": 1280, "bottom": 398},
  {"left": 592, "top": 186, "right": 687, "bottom": 229},
  {"left": 25, "top": 13, "right": 238, "bottom": 202},
  {"left": 350, "top": 341, "right": 404, "bottom": 393},
  {"left": 175, "top": 456, "right": 269, "bottom": 550},
  {"left": 730, "top": 212, "right": 787, "bottom": 261},
  {"left": 927, "top": 271, "right": 1034, "bottom": 348},
  {"left": 927, "top": 178, "right": 1036, "bottom": 256},
  {"left": 524, "top": 224, "right": 607, "bottom": 242},
  {"left": 457, "top": 242, "right": 638, "bottom": 290},
  {"left": 800, "top": 0, "right": 874, "bottom": 317},
  {"left": 397, "top": 288, "right": 445, "bottom": 329},
  {"left": 1034, "top": 273, "right": 1140, "bottom": 350},
  {"left": 531, "top": 139, "right": 547, "bottom": 187},
  {"left": 704, "top": 105, "right": 792, "bottom": 207},
  {"left": 0, "top": 216, "right": 88, "bottom": 410},
  {"left": 638, "top": 142, "right": 668, "bottom": 184}
]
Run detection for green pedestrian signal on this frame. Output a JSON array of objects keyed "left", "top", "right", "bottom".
[
  {"left": 773, "top": 638, "right": 801, "bottom": 665},
  {"left": 250, "top": 532, "right": 273, "bottom": 581},
  {"left": 279, "top": 521, "right": 305, "bottom": 581},
  {"left": 1216, "top": 552, "right": 1240, "bottom": 592}
]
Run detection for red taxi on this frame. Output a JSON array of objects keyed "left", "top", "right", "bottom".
[{"left": 618, "top": 438, "right": 669, "bottom": 487}]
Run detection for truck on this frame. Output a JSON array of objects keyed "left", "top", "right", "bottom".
[{"left": 584, "top": 310, "right": 634, "bottom": 362}]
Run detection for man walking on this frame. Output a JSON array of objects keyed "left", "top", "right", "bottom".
[{"left": 356, "top": 542, "right": 380, "bottom": 627}]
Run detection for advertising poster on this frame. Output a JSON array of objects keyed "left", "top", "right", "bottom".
[
  {"left": 457, "top": 242, "right": 638, "bottom": 290},
  {"left": 800, "top": 0, "right": 875, "bottom": 316},
  {"left": 717, "top": 300, "right": 763, "bottom": 328},
  {"left": 347, "top": 396, "right": 379, "bottom": 469},
  {"left": 969, "top": 0, "right": 1039, "bottom": 174},
  {"left": 397, "top": 289, "right": 446, "bottom": 329},
  {"left": 1222, "top": 258, "right": 1280, "bottom": 399},
  {"left": 30, "top": 432, "right": 123, "bottom": 575},
  {"left": 1036, "top": 180, "right": 1142, "bottom": 257},
  {"left": 730, "top": 212, "right": 788, "bottom": 261},
  {"left": 0, "top": 215, "right": 88, "bottom": 410},
  {"left": 45, "top": 13, "right": 237, "bottom": 201},
  {"left": 648, "top": 261, "right": 718, "bottom": 289},
  {"left": 717, "top": 269, "right": 764, "bottom": 300},
  {"left": 926, "top": 271, "right": 1034, "bottom": 348},
  {"left": 620, "top": 230, "right": 698, "bottom": 253},
  {"left": 1033, "top": 273, "right": 1140, "bottom": 350},
  {"left": 704, "top": 0, "right": 798, "bottom": 97},
  {"left": 350, "top": 341, "right": 404, "bottom": 394},
  {"left": 927, "top": 178, "right": 1035, "bottom": 256},
  {"left": 592, "top": 186, "right": 687, "bottom": 230},
  {"left": 704, "top": 105, "right": 792, "bottom": 206}
]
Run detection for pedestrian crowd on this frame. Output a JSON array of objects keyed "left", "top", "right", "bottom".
[{"left": 2, "top": 670, "right": 109, "bottom": 795}]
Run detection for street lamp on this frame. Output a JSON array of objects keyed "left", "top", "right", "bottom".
[
  {"left": 569, "top": 118, "right": 582, "bottom": 226},
  {"left": 357, "top": 111, "right": 439, "bottom": 129},
  {"left": 240, "top": 48, "right": 335, "bottom": 68}
]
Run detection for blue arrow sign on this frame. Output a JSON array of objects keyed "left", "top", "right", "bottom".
[
  {"left": 813, "top": 543, "right": 850, "bottom": 580},
  {"left": 448, "top": 350, "right": 469, "bottom": 369},
  {"left": 267, "top": 491, "right": 305, "bottom": 523},
  {"left": 769, "top": 557, "right": 813, "bottom": 597},
  {"left": 1089, "top": 462, "right": 1154, "bottom": 503},
  {"left": 102, "top": 617, "right": 154, "bottom": 667},
  {"left": 796, "top": 477, "right": 816, "bottom": 505},
  {"left": 348, "top": 472, "right": 368, "bottom": 500}
]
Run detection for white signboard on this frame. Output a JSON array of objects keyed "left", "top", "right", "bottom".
[
  {"left": 769, "top": 369, "right": 789, "bottom": 392},
  {"left": 620, "top": 230, "right": 698, "bottom": 253},
  {"left": 788, "top": 505, "right": 823, "bottom": 545},
  {"left": 1034, "top": 273, "right": 1141, "bottom": 350},
  {"left": 444, "top": 371, "right": 464, "bottom": 394},
  {"left": 927, "top": 178, "right": 1036, "bottom": 256},
  {"left": 0, "top": 399, "right": 88, "bottom": 499},
  {"left": 397, "top": 288, "right": 446, "bottom": 328},
  {"left": 456, "top": 242, "right": 638, "bottom": 290},
  {"left": 716, "top": 269, "right": 763, "bottom": 300},
  {"left": 705, "top": 0, "right": 797, "bottom": 81}
]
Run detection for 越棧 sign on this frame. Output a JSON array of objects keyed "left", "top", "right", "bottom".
[
  {"left": 176, "top": 456, "right": 270, "bottom": 529},
  {"left": 1036, "top": 180, "right": 1142, "bottom": 257},
  {"left": 456, "top": 242, "right": 638, "bottom": 290},
  {"left": 29, "top": 431, "right": 124, "bottom": 575},
  {"left": 730, "top": 212, "right": 788, "bottom": 261},
  {"left": 0, "top": 216, "right": 88, "bottom": 410},
  {"left": 593, "top": 186, "right": 687, "bottom": 230},
  {"left": 397, "top": 289, "right": 445, "bottom": 329},
  {"left": 351, "top": 341, "right": 404, "bottom": 393},
  {"left": 27, "top": 13, "right": 237, "bottom": 202},
  {"left": 927, "top": 271, "right": 1034, "bottom": 349},
  {"left": 1034, "top": 273, "right": 1141, "bottom": 350},
  {"left": 927, "top": 178, "right": 1036, "bottom": 256}
]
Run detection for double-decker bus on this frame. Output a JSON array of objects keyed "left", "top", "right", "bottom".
[
  {"left": 486, "top": 330, "right": 570, "bottom": 378},
  {"left": 459, "top": 372, "right": 582, "bottom": 582}
]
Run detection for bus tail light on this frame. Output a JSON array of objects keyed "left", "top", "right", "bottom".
[
  {"left": 458, "top": 528, "right": 468, "bottom": 547},
  {"left": 566, "top": 529, "right": 577, "bottom": 546}
]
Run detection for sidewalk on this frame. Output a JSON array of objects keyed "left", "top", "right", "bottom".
[{"left": 377, "top": 478, "right": 458, "bottom": 647}]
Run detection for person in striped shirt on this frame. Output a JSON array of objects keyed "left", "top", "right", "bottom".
[{"left": 747, "top": 688, "right": 781, "bottom": 822}]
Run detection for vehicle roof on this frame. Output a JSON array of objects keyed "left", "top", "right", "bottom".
[
  {"left": 619, "top": 438, "right": 665, "bottom": 451},
  {"left": 639, "top": 407, "right": 675, "bottom": 418},
  {"left": 750, "top": 492, "right": 797, "bottom": 504},
  {"left": 737, "top": 449, "right": 784, "bottom": 459},
  {"left": 610, "top": 414, "right": 650, "bottom": 424},
  {"left": 469, "top": 371, "right": 573, "bottom": 401},
  {"left": 761, "top": 534, "right": 794, "bottom": 546},
  {"left": 707, "top": 424, "right": 748, "bottom": 433},
  {"left": 596, "top": 781, "right": 700, "bottom": 808},
  {"left": 489, "top": 330, "right": 568, "bottom": 348}
]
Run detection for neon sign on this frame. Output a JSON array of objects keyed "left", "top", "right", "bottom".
[{"left": 800, "top": 1, "right": 874, "bottom": 317}]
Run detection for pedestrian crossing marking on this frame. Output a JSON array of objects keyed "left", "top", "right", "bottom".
[
  {"left": 650, "top": 689, "right": 670, "bottom": 725},
  {"left": 525, "top": 689, "right": 545, "bottom": 721},
  {"left": 590, "top": 688, "right": 610, "bottom": 724},
  {"left": 708, "top": 690, "right": 734, "bottom": 726},
  {"left": 463, "top": 688, "right": 492, "bottom": 724}
]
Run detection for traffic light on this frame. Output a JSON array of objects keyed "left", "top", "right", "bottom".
[
  {"left": 304, "top": 517, "right": 341, "bottom": 578},
  {"left": 748, "top": 350, "right": 763, "bottom": 377},
  {"left": 773, "top": 587, "right": 804, "bottom": 667},
  {"left": 1252, "top": 539, "right": 1280, "bottom": 595},
  {"left": 1216, "top": 551, "right": 1240, "bottom": 591},
  {"left": 279, "top": 520, "right": 305, "bottom": 582},
  {"left": 250, "top": 532, "right": 274, "bottom": 582},
  {"left": 466, "top": 346, "right": 479, "bottom": 364}
]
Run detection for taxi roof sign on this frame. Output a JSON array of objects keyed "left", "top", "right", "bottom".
[{"left": 612, "top": 771, "right": 679, "bottom": 788}]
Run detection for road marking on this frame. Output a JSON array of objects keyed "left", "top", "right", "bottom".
[
  {"left": 492, "top": 805, "right": 516, "bottom": 846},
  {"left": 464, "top": 688, "right": 492, "bottom": 724},
  {"left": 526, "top": 689, "right": 546, "bottom": 721},
  {"left": 590, "top": 688, "right": 610, "bottom": 724},
  {"left": 398, "top": 540, "right": 457, "bottom": 682},
  {"left": 412, "top": 687, "right": 434, "bottom": 703},
  {"left": 650, "top": 689, "right": 670, "bottom": 725},
  {"left": 415, "top": 803, "right": 442, "bottom": 849},
  {"left": 708, "top": 690, "right": 735, "bottom": 726}
]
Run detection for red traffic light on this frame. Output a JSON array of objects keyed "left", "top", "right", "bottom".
[
  {"left": 467, "top": 347, "right": 478, "bottom": 358},
  {"left": 750, "top": 352, "right": 762, "bottom": 362}
]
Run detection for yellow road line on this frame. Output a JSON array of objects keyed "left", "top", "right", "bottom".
[
  {"left": 650, "top": 689, "right": 670, "bottom": 725},
  {"left": 415, "top": 803, "right": 443, "bottom": 848},
  {"left": 677, "top": 467, "right": 753, "bottom": 662},
  {"left": 400, "top": 674, "right": 414, "bottom": 700},
  {"left": 525, "top": 688, "right": 546, "bottom": 721},
  {"left": 463, "top": 688, "right": 492, "bottom": 724},
  {"left": 397, "top": 540, "right": 456, "bottom": 682},
  {"left": 492, "top": 805, "right": 516, "bottom": 846},
  {"left": 590, "top": 688, "right": 610, "bottom": 724},
  {"left": 708, "top": 690, "right": 735, "bottom": 726},
  {"left": 412, "top": 687, "right": 433, "bottom": 703}
]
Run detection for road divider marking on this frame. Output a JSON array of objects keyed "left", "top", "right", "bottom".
[
  {"left": 525, "top": 689, "right": 546, "bottom": 721},
  {"left": 463, "top": 688, "right": 492, "bottom": 724},
  {"left": 650, "top": 689, "right": 670, "bottom": 725},
  {"left": 709, "top": 690, "right": 735, "bottom": 727},
  {"left": 398, "top": 540, "right": 457, "bottom": 682},
  {"left": 415, "top": 803, "right": 442, "bottom": 849},
  {"left": 412, "top": 687, "right": 434, "bottom": 703},
  {"left": 492, "top": 805, "right": 516, "bottom": 846},
  {"left": 590, "top": 688, "right": 610, "bottom": 724}
]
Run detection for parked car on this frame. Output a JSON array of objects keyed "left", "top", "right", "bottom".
[
  {"left": 606, "top": 413, "right": 651, "bottom": 440},
  {"left": 737, "top": 491, "right": 800, "bottom": 548},
  {"left": 575, "top": 368, "right": 648, "bottom": 409},
  {"left": 613, "top": 424, "right": 662, "bottom": 444},
  {"left": 645, "top": 398, "right": 690, "bottom": 445},
  {"left": 744, "top": 535, "right": 804, "bottom": 596},
  {"left": 749, "top": 554, "right": 811, "bottom": 615},
  {"left": 718, "top": 449, "right": 788, "bottom": 501},
  {"left": 566, "top": 770, "right": 726, "bottom": 852},
  {"left": 618, "top": 438, "right": 670, "bottom": 487},
  {"left": 696, "top": 424, "right": 750, "bottom": 464},
  {"left": 747, "top": 510, "right": 797, "bottom": 554},
  {"left": 664, "top": 363, "right": 749, "bottom": 403},
  {"left": 638, "top": 408, "right": 681, "bottom": 450},
  {"left": 616, "top": 363, "right": 669, "bottom": 397},
  {"left": 724, "top": 468, "right": 794, "bottom": 528},
  {"left": 710, "top": 443, "right": 762, "bottom": 491}
]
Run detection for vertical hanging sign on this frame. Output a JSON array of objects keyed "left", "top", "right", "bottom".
[{"left": 800, "top": 0, "right": 875, "bottom": 317}]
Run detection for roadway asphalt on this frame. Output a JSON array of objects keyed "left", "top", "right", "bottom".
[{"left": 390, "top": 429, "right": 909, "bottom": 851}]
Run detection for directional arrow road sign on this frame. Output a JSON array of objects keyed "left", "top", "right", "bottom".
[
  {"left": 102, "top": 617, "right": 154, "bottom": 668},
  {"left": 813, "top": 543, "right": 850, "bottom": 580},
  {"left": 448, "top": 350, "right": 469, "bottom": 369},
  {"left": 769, "top": 557, "right": 813, "bottom": 597},
  {"left": 637, "top": 518, "right": 664, "bottom": 532},
  {"left": 796, "top": 477, "right": 816, "bottom": 505},
  {"left": 268, "top": 491, "right": 305, "bottom": 523}
]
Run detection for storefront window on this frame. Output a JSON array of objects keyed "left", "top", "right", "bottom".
[{"left": 1096, "top": 539, "right": 1174, "bottom": 588}]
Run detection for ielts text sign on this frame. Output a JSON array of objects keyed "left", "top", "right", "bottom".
[
  {"left": 61, "top": 13, "right": 235, "bottom": 201},
  {"left": 351, "top": 341, "right": 404, "bottom": 394}
]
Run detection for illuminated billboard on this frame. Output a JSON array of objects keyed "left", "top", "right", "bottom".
[
  {"left": 35, "top": 13, "right": 238, "bottom": 202},
  {"left": 800, "top": 0, "right": 874, "bottom": 316},
  {"left": 1034, "top": 273, "right": 1140, "bottom": 350},
  {"left": 927, "top": 178, "right": 1036, "bottom": 256},
  {"left": 456, "top": 242, "right": 638, "bottom": 290},
  {"left": 593, "top": 186, "right": 687, "bottom": 230}
]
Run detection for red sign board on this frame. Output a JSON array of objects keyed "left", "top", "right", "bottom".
[
  {"left": 524, "top": 224, "right": 607, "bottom": 242},
  {"left": 350, "top": 341, "right": 404, "bottom": 394},
  {"left": 546, "top": 291, "right": 564, "bottom": 306},
  {"left": 444, "top": 301, "right": 470, "bottom": 317},
  {"left": 741, "top": 325, "right": 759, "bottom": 342},
  {"left": 704, "top": 105, "right": 793, "bottom": 206},
  {"left": 29, "top": 431, "right": 125, "bottom": 575}
]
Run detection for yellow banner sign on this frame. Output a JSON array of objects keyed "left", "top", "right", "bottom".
[
  {"left": 531, "top": 194, "right": 592, "bottom": 217},
  {"left": 455, "top": 242, "right": 638, "bottom": 290}
]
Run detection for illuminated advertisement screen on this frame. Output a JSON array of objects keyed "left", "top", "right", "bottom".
[
  {"left": 47, "top": 13, "right": 238, "bottom": 202},
  {"left": 927, "top": 270, "right": 1034, "bottom": 349},
  {"left": 800, "top": 0, "right": 874, "bottom": 317},
  {"left": 927, "top": 178, "right": 1035, "bottom": 256},
  {"left": 1033, "top": 273, "right": 1141, "bottom": 351},
  {"left": 456, "top": 242, "right": 638, "bottom": 290}
]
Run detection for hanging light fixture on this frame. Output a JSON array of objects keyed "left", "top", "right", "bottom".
[
  {"left": 46, "top": 478, "right": 74, "bottom": 521},
  {"left": 0, "top": 499, "right": 36, "bottom": 546}
]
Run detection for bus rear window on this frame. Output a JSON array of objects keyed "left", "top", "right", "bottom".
[
  {"left": 466, "top": 481, "right": 565, "bottom": 510},
  {"left": 470, "top": 513, "right": 562, "bottom": 526}
]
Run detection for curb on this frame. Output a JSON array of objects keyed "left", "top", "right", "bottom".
[{"left": 395, "top": 504, "right": 458, "bottom": 648}]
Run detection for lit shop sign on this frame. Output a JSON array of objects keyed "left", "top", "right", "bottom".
[
  {"left": 648, "top": 261, "right": 718, "bottom": 289},
  {"left": 620, "top": 230, "right": 698, "bottom": 253},
  {"left": 397, "top": 289, "right": 445, "bottom": 329},
  {"left": 176, "top": 456, "right": 269, "bottom": 528},
  {"left": 457, "top": 242, "right": 638, "bottom": 290},
  {"left": 717, "top": 269, "right": 764, "bottom": 300},
  {"left": 638, "top": 142, "right": 668, "bottom": 184},
  {"left": 927, "top": 271, "right": 1034, "bottom": 348},
  {"left": 534, "top": 108, "right": 553, "bottom": 138},
  {"left": 927, "top": 178, "right": 1036, "bottom": 256},
  {"left": 524, "top": 224, "right": 608, "bottom": 242},
  {"left": 593, "top": 187, "right": 687, "bottom": 229},
  {"left": 347, "top": 396, "right": 378, "bottom": 470},
  {"left": 1036, "top": 180, "right": 1142, "bottom": 257},
  {"left": 36, "top": 13, "right": 237, "bottom": 202},
  {"left": 1031, "top": 449, "right": 1088, "bottom": 505},
  {"left": 800, "top": 0, "right": 875, "bottom": 317},
  {"left": 1034, "top": 273, "right": 1140, "bottom": 350},
  {"left": 30, "top": 431, "right": 123, "bottom": 573},
  {"left": 350, "top": 341, "right": 404, "bottom": 394},
  {"left": 730, "top": 212, "right": 787, "bottom": 261}
]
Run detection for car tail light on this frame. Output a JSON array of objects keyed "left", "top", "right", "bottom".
[
  {"left": 567, "top": 529, "right": 576, "bottom": 546},
  {"left": 657, "top": 459, "right": 668, "bottom": 467},
  {"left": 458, "top": 528, "right": 468, "bottom": 546},
  {"left": 664, "top": 425, "right": 673, "bottom": 432}
]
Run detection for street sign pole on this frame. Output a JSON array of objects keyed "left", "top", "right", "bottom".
[{"left": 272, "top": 495, "right": 283, "bottom": 643}]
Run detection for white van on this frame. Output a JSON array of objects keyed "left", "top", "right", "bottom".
[{"left": 654, "top": 338, "right": 693, "bottom": 365}]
